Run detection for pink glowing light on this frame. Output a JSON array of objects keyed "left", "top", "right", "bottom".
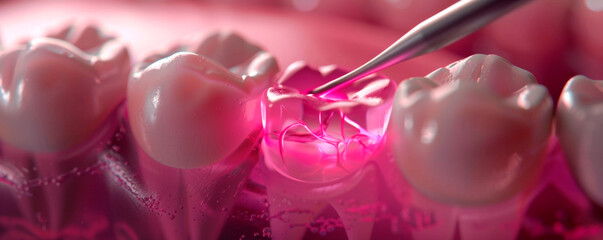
[{"left": 261, "top": 63, "right": 396, "bottom": 182}]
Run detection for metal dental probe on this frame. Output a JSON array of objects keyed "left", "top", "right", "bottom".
[{"left": 309, "top": 0, "right": 533, "bottom": 95}]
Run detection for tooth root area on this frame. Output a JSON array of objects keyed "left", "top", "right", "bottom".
[{"left": 264, "top": 166, "right": 378, "bottom": 240}]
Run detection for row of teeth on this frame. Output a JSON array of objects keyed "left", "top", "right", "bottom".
[{"left": 0, "top": 23, "right": 601, "bottom": 240}]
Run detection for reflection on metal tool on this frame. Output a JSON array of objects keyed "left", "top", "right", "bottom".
[{"left": 309, "top": 0, "right": 532, "bottom": 95}]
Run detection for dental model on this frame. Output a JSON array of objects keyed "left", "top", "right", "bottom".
[
  {"left": 129, "top": 31, "right": 278, "bottom": 169},
  {"left": 389, "top": 54, "right": 554, "bottom": 240},
  {"left": 0, "top": 22, "right": 131, "bottom": 231},
  {"left": 0, "top": 22, "right": 129, "bottom": 153},
  {"left": 557, "top": 75, "right": 603, "bottom": 207},
  {"left": 261, "top": 62, "right": 396, "bottom": 240},
  {"left": 127, "top": 31, "right": 278, "bottom": 240}
]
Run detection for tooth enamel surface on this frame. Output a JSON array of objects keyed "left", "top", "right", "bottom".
[
  {"left": 391, "top": 54, "right": 553, "bottom": 205},
  {"left": 0, "top": 33, "right": 130, "bottom": 152},
  {"left": 556, "top": 75, "right": 603, "bottom": 206},
  {"left": 128, "top": 32, "right": 278, "bottom": 169},
  {"left": 46, "top": 21, "right": 114, "bottom": 52}
]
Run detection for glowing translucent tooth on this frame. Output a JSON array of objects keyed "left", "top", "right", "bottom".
[
  {"left": 128, "top": 31, "right": 278, "bottom": 240},
  {"left": 261, "top": 63, "right": 395, "bottom": 240},
  {"left": 556, "top": 75, "right": 603, "bottom": 206},
  {"left": 390, "top": 54, "right": 553, "bottom": 240}
]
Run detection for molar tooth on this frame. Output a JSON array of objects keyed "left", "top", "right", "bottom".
[
  {"left": 0, "top": 23, "right": 130, "bottom": 231},
  {"left": 129, "top": 52, "right": 258, "bottom": 169},
  {"left": 389, "top": 54, "right": 553, "bottom": 240},
  {"left": 0, "top": 36, "right": 129, "bottom": 152},
  {"left": 556, "top": 75, "right": 603, "bottom": 206},
  {"left": 261, "top": 63, "right": 396, "bottom": 240},
  {"left": 127, "top": 31, "right": 278, "bottom": 240}
]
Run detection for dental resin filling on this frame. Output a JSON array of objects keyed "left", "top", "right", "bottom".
[
  {"left": 262, "top": 63, "right": 395, "bottom": 182},
  {"left": 260, "top": 62, "right": 396, "bottom": 240},
  {"left": 1, "top": 2, "right": 603, "bottom": 238}
]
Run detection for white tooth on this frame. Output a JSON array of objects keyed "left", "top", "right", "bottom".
[
  {"left": 46, "top": 21, "right": 114, "bottom": 52},
  {"left": 129, "top": 30, "right": 278, "bottom": 169},
  {"left": 129, "top": 52, "right": 261, "bottom": 169},
  {"left": 556, "top": 75, "right": 603, "bottom": 206},
  {"left": 0, "top": 23, "right": 130, "bottom": 231},
  {"left": 390, "top": 54, "right": 553, "bottom": 240},
  {"left": 261, "top": 63, "right": 396, "bottom": 240},
  {"left": 128, "top": 32, "right": 278, "bottom": 240},
  {"left": 0, "top": 37, "right": 129, "bottom": 152},
  {"left": 192, "top": 31, "right": 279, "bottom": 94},
  {"left": 192, "top": 31, "right": 262, "bottom": 70}
]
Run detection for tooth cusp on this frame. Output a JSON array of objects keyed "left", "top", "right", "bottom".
[
  {"left": 0, "top": 25, "right": 130, "bottom": 152},
  {"left": 391, "top": 54, "right": 553, "bottom": 205},
  {"left": 47, "top": 21, "right": 114, "bottom": 52},
  {"left": 128, "top": 32, "right": 279, "bottom": 169}
]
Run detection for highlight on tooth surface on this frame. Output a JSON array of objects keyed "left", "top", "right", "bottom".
[
  {"left": 390, "top": 54, "right": 554, "bottom": 205},
  {"left": 0, "top": 22, "right": 131, "bottom": 234},
  {"left": 3, "top": 2, "right": 603, "bottom": 238},
  {"left": 125, "top": 31, "right": 279, "bottom": 240},
  {"left": 135, "top": 30, "right": 279, "bottom": 96},
  {"left": 0, "top": 23, "right": 130, "bottom": 153},
  {"left": 260, "top": 62, "right": 395, "bottom": 240},
  {"left": 128, "top": 30, "right": 279, "bottom": 169},
  {"left": 556, "top": 75, "right": 603, "bottom": 206}
]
